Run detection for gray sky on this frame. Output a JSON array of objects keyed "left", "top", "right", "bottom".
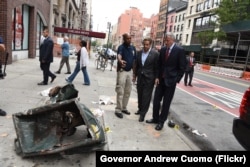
[{"left": 92, "top": 0, "right": 161, "bottom": 32}]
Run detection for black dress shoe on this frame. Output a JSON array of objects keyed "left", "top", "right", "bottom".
[
  {"left": 122, "top": 110, "right": 130, "bottom": 115},
  {"left": 155, "top": 123, "right": 164, "bottom": 131},
  {"left": 0, "top": 109, "right": 6, "bottom": 116},
  {"left": 139, "top": 115, "right": 144, "bottom": 122},
  {"left": 51, "top": 76, "right": 56, "bottom": 83},
  {"left": 146, "top": 119, "right": 159, "bottom": 124},
  {"left": 188, "top": 84, "right": 193, "bottom": 87},
  {"left": 65, "top": 72, "right": 71, "bottom": 74},
  {"left": 55, "top": 71, "right": 60, "bottom": 74},
  {"left": 37, "top": 82, "right": 48, "bottom": 85},
  {"left": 115, "top": 112, "right": 123, "bottom": 118},
  {"left": 135, "top": 111, "right": 140, "bottom": 115}
]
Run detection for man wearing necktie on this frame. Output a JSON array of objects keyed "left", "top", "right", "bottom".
[
  {"left": 146, "top": 32, "right": 186, "bottom": 131},
  {"left": 184, "top": 52, "right": 196, "bottom": 87}
]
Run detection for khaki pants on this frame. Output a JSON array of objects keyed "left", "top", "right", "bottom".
[{"left": 115, "top": 71, "right": 132, "bottom": 113}]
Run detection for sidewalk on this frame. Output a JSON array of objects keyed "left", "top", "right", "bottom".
[{"left": 0, "top": 52, "right": 199, "bottom": 167}]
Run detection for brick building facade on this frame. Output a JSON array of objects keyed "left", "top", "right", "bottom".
[{"left": 0, "top": 0, "right": 50, "bottom": 64}]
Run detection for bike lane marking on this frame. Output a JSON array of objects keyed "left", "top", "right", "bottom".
[{"left": 177, "top": 78, "right": 243, "bottom": 117}]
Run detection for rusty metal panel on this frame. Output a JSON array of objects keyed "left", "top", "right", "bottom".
[{"left": 13, "top": 99, "right": 106, "bottom": 158}]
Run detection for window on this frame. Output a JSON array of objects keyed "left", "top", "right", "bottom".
[
  {"left": 190, "top": 6, "right": 193, "bottom": 14},
  {"left": 12, "top": 5, "right": 30, "bottom": 50},
  {"left": 188, "top": 19, "right": 191, "bottom": 28},
  {"left": 186, "top": 34, "right": 189, "bottom": 43}
]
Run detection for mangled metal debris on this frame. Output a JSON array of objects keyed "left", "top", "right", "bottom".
[{"left": 12, "top": 84, "right": 106, "bottom": 158}]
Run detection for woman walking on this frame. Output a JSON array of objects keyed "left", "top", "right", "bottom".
[{"left": 65, "top": 40, "right": 90, "bottom": 85}]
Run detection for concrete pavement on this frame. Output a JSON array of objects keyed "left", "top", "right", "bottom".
[{"left": 0, "top": 51, "right": 199, "bottom": 167}]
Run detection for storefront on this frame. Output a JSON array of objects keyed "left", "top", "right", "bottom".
[{"left": 0, "top": 0, "right": 51, "bottom": 64}]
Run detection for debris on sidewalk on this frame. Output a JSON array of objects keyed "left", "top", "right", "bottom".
[
  {"left": 182, "top": 123, "right": 207, "bottom": 137},
  {"left": 39, "top": 87, "right": 52, "bottom": 97},
  {"left": 91, "top": 108, "right": 104, "bottom": 117},
  {"left": 92, "top": 95, "right": 115, "bottom": 105},
  {"left": 191, "top": 129, "right": 207, "bottom": 137},
  {"left": 13, "top": 84, "right": 106, "bottom": 158}
]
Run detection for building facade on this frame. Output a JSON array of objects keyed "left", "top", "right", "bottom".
[
  {"left": 0, "top": 0, "right": 51, "bottom": 63},
  {"left": 0, "top": 0, "right": 91, "bottom": 64}
]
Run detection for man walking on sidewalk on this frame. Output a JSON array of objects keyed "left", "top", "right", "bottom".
[
  {"left": 184, "top": 51, "right": 196, "bottom": 87},
  {"left": 38, "top": 27, "right": 56, "bottom": 85},
  {"left": 55, "top": 36, "right": 71, "bottom": 74}
]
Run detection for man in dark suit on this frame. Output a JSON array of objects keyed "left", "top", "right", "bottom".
[
  {"left": 38, "top": 27, "right": 56, "bottom": 85},
  {"left": 146, "top": 32, "right": 186, "bottom": 131},
  {"left": 184, "top": 51, "right": 196, "bottom": 87},
  {"left": 133, "top": 37, "right": 159, "bottom": 122}
]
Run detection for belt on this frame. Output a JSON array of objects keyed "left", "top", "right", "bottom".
[{"left": 120, "top": 68, "right": 131, "bottom": 72}]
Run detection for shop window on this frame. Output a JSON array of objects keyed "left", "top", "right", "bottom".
[{"left": 12, "top": 5, "right": 29, "bottom": 50}]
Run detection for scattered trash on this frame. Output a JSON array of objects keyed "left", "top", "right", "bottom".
[
  {"left": 191, "top": 129, "right": 207, "bottom": 137},
  {"left": 104, "top": 127, "right": 111, "bottom": 133},
  {"left": 92, "top": 96, "right": 115, "bottom": 105},
  {"left": 168, "top": 120, "right": 175, "bottom": 128},
  {"left": 1, "top": 133, "right": 8, "bottom": 137},
  {"left": 39, "top": 87, "right": 52, "bottom": 97},
  {"left": 99, "top": 95, "right": 114, "bottom": 105},
  {"left": 91, "top": 108, "right": 104, "bottom": 117}
]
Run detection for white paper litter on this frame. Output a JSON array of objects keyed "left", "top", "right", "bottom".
[
  {"left": 91, "top": 108, "right": 104, "bottom": 117},
  {"left": 39, "top": 87, "right": 52, "bottom": 97}
]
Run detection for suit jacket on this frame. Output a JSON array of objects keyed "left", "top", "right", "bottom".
[
  {"left": 134, "top": 49, "right": 159, "bottom": 84},
  {"left": 185, "top": 56, "right": 196, "bottom": 72},
  {"left": 158, "top": 44, "right": 186, "bottom": 87},
  {"left": 39, "top": 36, "right": 54, "bottom": 63}
]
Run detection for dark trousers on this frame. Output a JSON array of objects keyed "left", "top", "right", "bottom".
[
  {"left": 40, "top": 62, "right": 56, "bottom": 84},
  {"left": 184, "top": 69, "right": 194, "bottom": 85},
  {"left": 152, "top": 78, "right": 176, "bottom": 124},
  {"left": 137, "top": 75, "right": 154, "bottom": 117},
  {"left": 58, "top": 56, "right": 71, "bottom": 72}
]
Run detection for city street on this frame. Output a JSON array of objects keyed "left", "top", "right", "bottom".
[{"left": 0, "top": 52, "right": 198, "bottom": 167}]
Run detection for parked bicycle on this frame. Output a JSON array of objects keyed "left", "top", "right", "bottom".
[
  {"left": 95, "top": 52, "right": 108, "bottom": 71},
  {"left": 95, "top": 49, "right": 116, "bottom": 71}
]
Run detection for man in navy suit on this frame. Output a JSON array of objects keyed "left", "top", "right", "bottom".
[
  {"left": 146, "top": 32, "right": 186, "bottom": 131},
  {"left": 133, "top": 37, "right": 159, "bottom": 122},
  {"left": 38, "top": 27, "right": 56, "bottom": 85},
  {"left": 184, "top": 51, "right": 196, "bottom": 87}
]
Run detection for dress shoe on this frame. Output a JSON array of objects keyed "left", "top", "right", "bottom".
[
  {"left": 146, "top": 119, "right": 159, "bottom": 124},
  {"left": 115, "top": 112, "right": 123, "bottom": 118},
  {"left": 184, "top": 83, "right": 187, "bottom": 86},
  {"left": 65, "top": 72, "right": 71, "bottom": 74},
  {"left": 188, "top": 84, "right": 193, "bottom": 87},
  {"left": 135, "top": 111, "right": 140, "bottom": 115},
  {"left": 122, "top": 110, "right": 130, "bottom": 115},
  {"left": 0, "top": 109, "right": 6, "bottom": 116},
  {"left": 83, "top": 83, "right": 90, "bottom": 86},
  {"left": 155, "top": 123, "right": 164, "bottom": 131},
  {"left": 139, "top": 115, "right": 144, "bottom": 122},
  {"left": 51, "top": 76, "right": 56, "bottom": 83},
  {"left": 37, "top": 82, "right": 48, "bottom": 85},
  {"left": 55, "top": 71, "right": 60, "bottom": 74}
]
